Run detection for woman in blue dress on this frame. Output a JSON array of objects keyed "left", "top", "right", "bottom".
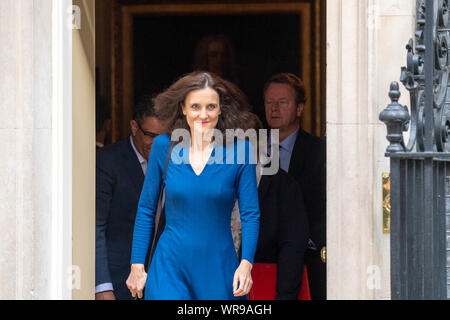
[{"left": 126, "top": 71, "right": 260, "bottom": 300}]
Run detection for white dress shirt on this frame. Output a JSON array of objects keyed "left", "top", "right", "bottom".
[{"left": 129, "top": 136, "right": 148, "bottom": 175}]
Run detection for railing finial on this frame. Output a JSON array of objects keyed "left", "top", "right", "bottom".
[{"left": 379, "top": 82, "right": 410, "bottom": 154}]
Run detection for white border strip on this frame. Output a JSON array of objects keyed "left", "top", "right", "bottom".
[
  {"left": 15, "top": 0, "right": 24, "bottom": 300},
  {"left": 51, "top": 0, "right": 72, "bottom": 300}
]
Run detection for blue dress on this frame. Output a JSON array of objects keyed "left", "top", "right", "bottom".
[{"left": 130, "top": 134, "right": 260, "bottom": 300}]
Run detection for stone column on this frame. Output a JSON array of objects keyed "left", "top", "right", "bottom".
[
  {"left": 0, "top": 0, "right": 73, "bottom": 299},
  {"left": 326, "top": 0, "right": 415, "bottom": 299},
  {"left": 0, "top": 0, "right": 35, "bottom": 300}
]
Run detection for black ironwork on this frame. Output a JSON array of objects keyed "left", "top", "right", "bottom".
[{"left": 379, "top": 0, "right": 450, "bottom": 299}]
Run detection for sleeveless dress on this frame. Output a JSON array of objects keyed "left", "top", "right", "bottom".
[{"left": 130, "top": 134, "right": 260, "bottom": 300}]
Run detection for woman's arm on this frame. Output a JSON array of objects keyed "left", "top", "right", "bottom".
[
  {"left": 130, "top": 135, "right": 167, "bottom": 264},
  {"left": 236, "top": 140, "right": 260, "bottom": 263},
  {"left": 127, "top": 135, "right": 168, "bottom": 298},
  {"left": 233, "top": 140, "right": 260, "bottom": 296}
]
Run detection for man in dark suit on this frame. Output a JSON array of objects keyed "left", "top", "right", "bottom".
[
  {"left": 263, "top": 73, "right": 326, "bottom": 300},
  {"left": 255, "top": 162, "right": 309, "bottom": 299},
  {"left": 95, "top": 96, "right": 167, "bottom": 300}
]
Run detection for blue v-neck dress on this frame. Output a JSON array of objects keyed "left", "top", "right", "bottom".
[{"left": 130, "top": 134, "right": 260, "bottom": 300}]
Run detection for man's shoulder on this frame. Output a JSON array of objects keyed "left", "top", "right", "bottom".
[
  {"left": 292, "top": 129, "right": 325, "bottom": 156},
  {"left": 288, "top": 129, "right": 326, "bottom": 176},
  {"left": 96, "top": 138, "right": 137, "bottom": 173},
  {"left": 97, "top": 138, "right": 130, "bottom": 159},
  {"left": 296, "top": 129, "right": 325, "bottom": 148}
]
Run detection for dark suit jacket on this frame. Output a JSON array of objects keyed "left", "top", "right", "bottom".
[
  {"left": 288, "top": 128, "right": 326, "bottom": 299},
  {"left": 254, "top": 168, "right": 309, "bottom": 300},
  {"left": 96, "top": 137, "right": 145, "bottom": 300}
]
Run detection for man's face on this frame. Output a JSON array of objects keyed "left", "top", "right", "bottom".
[
  {"left": 130, "top": 116, "right": 167, "bottom": 161},
  {"left": 264, "top": 83, "right": 303, "bottom": 135}
]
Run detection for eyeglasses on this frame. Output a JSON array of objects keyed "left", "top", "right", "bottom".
[
  {"left": 135, "top": 121, "right": 159, "bottom": 139},
  {"left": 264, "top": 99, "right": 291, "bottom": 108}
]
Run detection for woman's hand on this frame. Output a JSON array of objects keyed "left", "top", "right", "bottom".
[
  {"left": 126, "top": 263, "right": 147, "bottom": 299},
  {"left": 233, "top": 259, "right": 253, "bottom": 297}
]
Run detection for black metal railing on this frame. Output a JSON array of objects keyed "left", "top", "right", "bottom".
[
  {"left": 379, "top": 0, "right": 450, "bottom": 300},
  {"left": 446, "top": 176, "right": 450, "bottom": 297}
]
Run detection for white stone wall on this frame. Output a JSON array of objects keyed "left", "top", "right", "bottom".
[
  {"left": 327, "top": 0, "right": 415, "bottom": 299},
  {"left": 0, "top": 0, "right": 43, "bottom": 300},
  {"left": 0, "top": 0, "right": 73, "bottom": 299}
]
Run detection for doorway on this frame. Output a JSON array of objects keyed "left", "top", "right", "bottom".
[
  {"left": 93, "top": 0, "right": 326, "bottom": 300},
  {"left": 95, "top": 0, "right": 326, "bottom": 144}
]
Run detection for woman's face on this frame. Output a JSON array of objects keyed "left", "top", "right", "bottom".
[{"left": 182, "top": 87, "right": 221, "bottom": 136}]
